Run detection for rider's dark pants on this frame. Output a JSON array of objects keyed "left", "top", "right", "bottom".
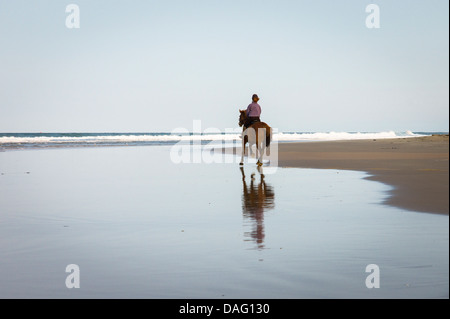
[{"left": 244, "top": 117, "right": 260, "bottom": 129}]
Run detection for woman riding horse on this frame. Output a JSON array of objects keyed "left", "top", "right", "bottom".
[{"left": 238, "top": 108, "right": 272, "bottom": 167}]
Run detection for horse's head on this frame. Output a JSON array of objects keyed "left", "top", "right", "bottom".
[{"left": 238, "top": 109, "right": 247, "bottom": 127}]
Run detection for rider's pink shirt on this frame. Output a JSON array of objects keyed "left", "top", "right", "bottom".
[{"left": 246, "top": 102, "right": 261, "bottom": 117}]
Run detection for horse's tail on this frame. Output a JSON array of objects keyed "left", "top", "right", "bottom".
[{"left": 266, "top": 127, "right": 272, "bottom": 148}]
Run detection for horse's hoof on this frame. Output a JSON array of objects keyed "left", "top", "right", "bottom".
[
  {"left": 239, "top": 162, "right": 243, "bottom": 166},
  {"left": 257, "top": 161, "right": 263, "bottom": 167}
]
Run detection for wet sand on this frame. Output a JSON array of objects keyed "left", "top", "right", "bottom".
[
  {"left": 0, "top": 145, "right": 448, "bottom": 298},
  {"left": 277, "top": 135, "right": 449, "bottom": 215}
]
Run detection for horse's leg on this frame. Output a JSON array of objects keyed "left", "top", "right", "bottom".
[
  {"left": 261, "top": 131, "right": 268, "bottom": 164},
  {"left": 257, "top": 145, "right": 264, "bottom": 166},
  {"left": 265, "top": 130, "right": 271, "bottom": 156},
  {"left": 248, "top": 129, "right": 254, "bottom": 157},
  {"left": 253, "top": 132, "right": 258, "bottom": 165},
  {"left": 256, "top": 128, "right": 264, "bottom": 166},
  {"left": 257, "top": 143, "right": 264, "bottom": 166},
  {"left": 254, "top": 141, "right": 259, "bottom": 165},
  {"left": 240, "top": 131, "right": 245, "bottom": 165}
]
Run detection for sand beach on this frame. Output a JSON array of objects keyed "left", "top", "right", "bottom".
[{"left": 276, "top": 135, "right": 449, "bottom": 215}]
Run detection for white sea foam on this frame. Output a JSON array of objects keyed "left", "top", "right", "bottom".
[
  {"left": 275, "top": 131, "right": 413, "bottom": 141},
  {"left": 0, "top": 131, "right": 426, "bottom": 145}
]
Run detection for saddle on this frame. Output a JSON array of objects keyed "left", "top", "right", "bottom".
[{"left": 245, "top": 118, "right": 261, "bottom": 128}]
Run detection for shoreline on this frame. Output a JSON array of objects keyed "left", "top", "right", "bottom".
[{"left": 275, "top": 135, "right": 449, "bottom": 215}]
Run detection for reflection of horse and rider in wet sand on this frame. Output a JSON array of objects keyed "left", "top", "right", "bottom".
[
  {"left": 240, "top": 165, "right": 275, "bottom": 250},
  {"left": 238, "top": 94, "right": 272, "bottom": 167}
]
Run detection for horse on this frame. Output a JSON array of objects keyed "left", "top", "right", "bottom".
[{"left": 238, "top": 110, "right": 272, "bottom": 166}]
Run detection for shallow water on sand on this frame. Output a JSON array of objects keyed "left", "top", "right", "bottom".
[{"left": 0, "top": 146, "right": 448, "bottom": 298}]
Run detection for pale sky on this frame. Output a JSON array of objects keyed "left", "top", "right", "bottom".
[{"left": 0, "top": 0, "right": 448, "bottom": 133}]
